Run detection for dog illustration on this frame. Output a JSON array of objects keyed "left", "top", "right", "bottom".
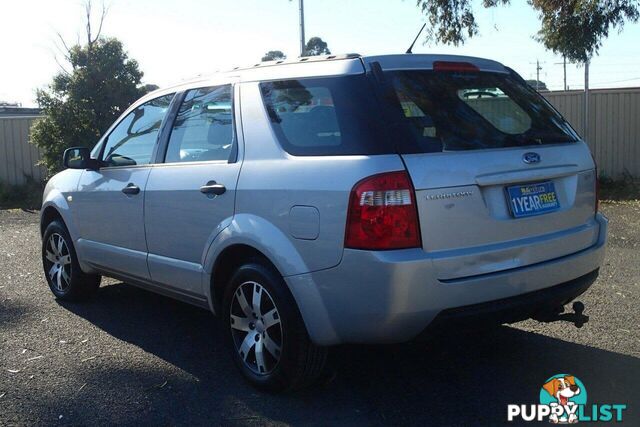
[{"left": 542, "top": 375, "right": 582, "bottom": 423}]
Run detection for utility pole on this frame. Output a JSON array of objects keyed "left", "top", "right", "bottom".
[
  {"left": 584, "top": 60, "right": 590, "bottom": 143},
  {"left": 563, "top": 56, "right": 567, "bottom": 91},
  {"left": 299, "top": 0, "right": 306, "bottom": 57},
  {"left": 554, "top": 56, "right": 572, "bottom": 91},
  {"left": 530, "top": 60, "right": 543, "bottom": 91}
]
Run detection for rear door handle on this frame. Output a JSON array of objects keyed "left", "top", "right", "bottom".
[
  {"left": 200, "top": 180, "right": 226, "bottom": 196},
  {"left": 121, "top": 183, "right": 140, "bottom": 195}
]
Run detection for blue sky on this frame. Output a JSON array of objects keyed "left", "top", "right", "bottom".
[{"left": 2, "top": 0, "right": 639, "bottom": 106}]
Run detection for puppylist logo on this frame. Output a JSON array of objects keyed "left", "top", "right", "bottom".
[
  {"left": 507, "top": 374, "right": 628, "bottom": 423},
  {"left": 539, "top": 375, "right": 586, "bottom": 423}
]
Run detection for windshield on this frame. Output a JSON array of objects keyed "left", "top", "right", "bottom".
[{"left": 384, "top": 70, "right": 579, "bottom": 153}]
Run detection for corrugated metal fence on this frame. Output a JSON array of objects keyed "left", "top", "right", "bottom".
[
  {"left": 0, "top": 116, "right": 45, "bottom": 186},
  {"left": 543, "top": 88, "right": 640, "bottom": 179},
  {"left": 0, "top": 88, "right": 639, "bottom": 184}
]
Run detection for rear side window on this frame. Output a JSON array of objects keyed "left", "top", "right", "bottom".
[
  {"left": 386, "top": 70, "right": 579, "bottom": 153},
  {"left": 165, "top": 85, "right": 234, "bottom": 163},
  {"left": 260, "top": 75, "right": 392, "bottom": 156}
]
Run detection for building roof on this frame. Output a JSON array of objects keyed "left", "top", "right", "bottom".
[{"left": 0, "top": 106, "right": 42, "bottom": 117}]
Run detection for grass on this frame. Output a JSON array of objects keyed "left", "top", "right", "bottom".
[
  {"left": 599, "top": 175, "right": 640, "bottom": 202},
  {"left": 0, "top": 179, "right": 44, "bottom": 210}
]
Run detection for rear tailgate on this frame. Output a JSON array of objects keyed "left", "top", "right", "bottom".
[
  {"left": 373, "top": 58, "right": 599, "bottom": 280},
  {"left": 404, "top": 143, "right": 598, "bottom": 280}
]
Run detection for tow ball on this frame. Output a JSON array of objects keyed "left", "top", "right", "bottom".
[{"left": 534, "top": 301, "right": 589, "bottom": 328}]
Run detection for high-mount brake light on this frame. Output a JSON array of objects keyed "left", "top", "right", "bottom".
[
  {"left": 432, "top": 61, "right": 479, "bottom": 72},
  {"left": 345, "top": 171, "right": 421, "bottom": 250}
]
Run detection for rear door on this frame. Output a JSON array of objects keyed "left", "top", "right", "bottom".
[
  {"left": 381, "top": 65, "right": 598, "bottom": 280},
  {"left": 144, "top": 84, "right": 241, "bottom": 297}
]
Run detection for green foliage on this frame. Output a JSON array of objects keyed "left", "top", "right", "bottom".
[
  {"left": 140, "top": 83, "right": 160, "bottom": 93},
  {"left": 262, "top": 50, "right": 287, "bottom": 61},
  {"left": 31, "top": 37, "right": 151, "bottom": 175},
  {"left": 0, "top": 178, "right": 44, "bottom": 210},
  {"left": 525, "top": 79, "right": 548, "bottom": 91},
  {"left": 531, "top": 0, "right": 639, "bottom": 63},
  {"left": 414, "top": 0, "right": 639, "bottom": 62},
  {"left": 415, "top": 0, "right": 509, "bottom": 46},
  {"left": 303, "top": 37, "right": 331, "bottom": 56},
  {"left": 599, "top": 172, "right": 640, "bottom": 200}
]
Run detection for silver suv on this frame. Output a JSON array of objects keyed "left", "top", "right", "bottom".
[{"left": 40, "top": 54, "right": 608, "bottom": 391}]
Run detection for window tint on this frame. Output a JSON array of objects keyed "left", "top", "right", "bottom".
[
  {"left": 458, "top": 87, "right": 531, "bottom": 134},
  {"left": 260, "top": 76, "right": 393, "bottom": 156},
  {"left": 165, "top": 86, "right": 234, "bottom": 163},
  {"left": 102, "top": 94, "right": 174, "bottom": 166},
  {"left": 386, "top": 71, "right": 578, "bottom": 153}
]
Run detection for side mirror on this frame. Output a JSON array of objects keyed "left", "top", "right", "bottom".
[{"left": 63, "top": 147, "right": 96, "bottom": 169}]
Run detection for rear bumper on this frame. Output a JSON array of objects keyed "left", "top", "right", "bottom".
[
  {"left": 419, "top": 268, "right": 599, "bottom": 338},
  {"left": 286, "top": 213, "right": 608, "bottom": 345}
]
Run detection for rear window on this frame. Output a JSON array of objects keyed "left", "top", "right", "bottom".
[
  {"left": 386, "top": 70, "right": 579, "bottom": 153},
  {"left": 260, "top": 75, "right": 392, "bottom": 156}
]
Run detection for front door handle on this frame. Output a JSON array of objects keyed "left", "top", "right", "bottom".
[
  {"left": 121, "top": 183, "right": 140, "bottom": 195},
  {"left": 200, "top": 180, "right": 226, "bottom": 196}
]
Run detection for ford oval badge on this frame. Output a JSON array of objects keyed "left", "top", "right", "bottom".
[{"left": 523, "top": 152, "right": 541, "bottom": 164}]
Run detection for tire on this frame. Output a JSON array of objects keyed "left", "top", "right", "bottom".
[
  {"left": 222, "top": 260, "right": 327, "bottom": 392},
  {"left": 42, "top": 220, "right": 100, "bottom": 301}
]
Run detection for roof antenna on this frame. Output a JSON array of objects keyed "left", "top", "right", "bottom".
[{"left": 406, "top": 23, "right": 427, "bottom": 54}]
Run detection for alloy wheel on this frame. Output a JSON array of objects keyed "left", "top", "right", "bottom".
[
  {"left": 230, "top": 281, "right": 283, "bottom": 375},
  {"left": 44, "top": 233, "right": 72, "bottom": 293}
]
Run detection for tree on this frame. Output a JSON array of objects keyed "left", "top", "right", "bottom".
[
  {"left": 414, "top": 0, "right": 639, "bottom": 63},
  {"left": 531, "top": 0, "right": 639, "bottom": 63},
  {"left": 262, "top": 50, "right": 286, "bottom": 61},
  {"left": 140, "top": 84, "right": 160, "bottom": 93},
  {"left": 525, "top": 79, "right": 548, "bottom": 91},
  {"left": 31, "top": 1, "right": 152, "bottom": 175},
  {"left": 303, "top": 37, "right": 331, "bottom": 56}
]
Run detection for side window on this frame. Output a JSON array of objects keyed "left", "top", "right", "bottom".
[
  {"left": 261, "top": 81, "right": 341, "bottom": 153},
  {"left": 101, "top": 94, "right": 174, "bottom": 167},
  {"left": 259, "top": 76, "right": 392, "bottom": 156},
  {"left": 165, "top": 85, "right": 234, "bottom": 163}
]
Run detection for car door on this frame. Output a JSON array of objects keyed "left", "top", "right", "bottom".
[
  {"left": 73, "top": 93, "right": 175, "bottom": 280},
  {"left": 144, "top": 84, "right": 241, "bottom": 297}
]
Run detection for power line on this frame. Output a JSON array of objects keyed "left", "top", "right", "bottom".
[
  {"left": 553, "top": 56, "right": 577, "bottom": 91},
  {"left": 529, "top": 60, "right": 544, "bottom": 90},
  {"left": 591, "top": 77, "right": 640, "bottom": 85},
  {"left": 588, "top": 62, "right": 640, "bottom": 66}
]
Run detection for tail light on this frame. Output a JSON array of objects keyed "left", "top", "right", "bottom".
[{"left": 345, "top": 171, "right": 421, "bottom": 250}]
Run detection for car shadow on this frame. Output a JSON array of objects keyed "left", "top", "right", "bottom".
[{"left": 56, "top": 282, "right": 639, "bottom": 426}]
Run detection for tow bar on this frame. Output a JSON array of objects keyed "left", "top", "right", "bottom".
[{"left": 534, "top": 301, "right": 589, "bottom": 328}]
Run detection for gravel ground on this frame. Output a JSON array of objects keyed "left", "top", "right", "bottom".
[{"left": 0, "top": 202, "right": 638, "bottom": 426}]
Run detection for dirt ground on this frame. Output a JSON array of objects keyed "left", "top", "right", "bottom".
[{"left": 1, "top": 201, "right": 638, "bottom": 426}]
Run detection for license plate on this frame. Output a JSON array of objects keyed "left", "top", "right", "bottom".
[{"left": 506, "top": 181, "right": 560, "bottom": 218}]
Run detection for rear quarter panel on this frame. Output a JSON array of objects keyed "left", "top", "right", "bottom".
[{"left": 236, "top": 82, "right": 406, "bottom": 275}]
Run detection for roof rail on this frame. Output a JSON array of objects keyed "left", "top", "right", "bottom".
[
  {"left": 230, "top": 53, "right": 361, "bottom": 73},
  {"left": 154, "top": 53, "right": 364, "bottom": 91}
]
